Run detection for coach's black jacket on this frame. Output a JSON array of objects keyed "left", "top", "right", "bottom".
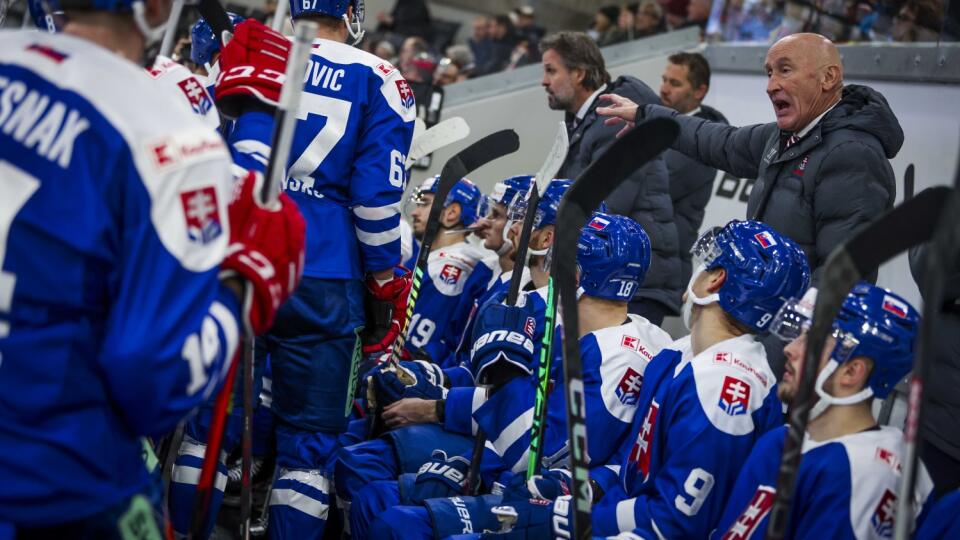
[
  {"left": 643, "top": 84, "right": 901, "bottom": 282},
  {"left": 559, "top": 75, "right": 681, "bottom": 314}
]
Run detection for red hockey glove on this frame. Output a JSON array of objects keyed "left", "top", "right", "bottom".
[
  {"left": 221, "top": 170, "right": 305, "bottom": 335},
  {"left": 214, "top": 19, "right": 291, "bottom": 118},
  {"left": 361, "top": 268, "right": 412, "bottom": 355}
]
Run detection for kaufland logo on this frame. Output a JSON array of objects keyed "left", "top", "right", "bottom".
[{"left": 754, "top": 231, "right": 776, "bottom": 249}]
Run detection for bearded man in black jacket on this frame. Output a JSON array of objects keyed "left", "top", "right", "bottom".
[{"left": 541, "top": 31, "right": 681, "bottom": 326}]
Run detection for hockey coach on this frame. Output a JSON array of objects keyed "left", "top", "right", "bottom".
[{"left": 597, "top": 32, "right": 901, "bottom": 283}]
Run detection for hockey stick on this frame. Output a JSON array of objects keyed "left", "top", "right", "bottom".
[
  {"left": 765, "top": 185, "right": 952, "bottom": 540},
  {"left": 903, "top": 163, "right": 915, "bottom": 201},
  {"left": 404, "top": 117, "right": 471, "bottom": 169},
  {"left": 893, "top": 156, "right": 960, "bottom": 540},
  {"left": 189, "top": 19, "right": 318, "bottom": 540},
  {"left": 463, "top": 122, "right": 568, "bottom": 495},
  {"left": 365, "top": 129, "right": 521, "bottom": 437},
  {"left": 270, "top": 0, "right": 289, "bottom": 32},
  {"left": 553, "top": 118, "right": 679, "bottom": 539},
  {"left": 159, "top": 0, "right": 186, "bottom": 58}
]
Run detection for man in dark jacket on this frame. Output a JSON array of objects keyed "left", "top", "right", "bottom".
[
  {"left": 597, "top": 33, "right": 900, "bottom": 374},
  {"left": 659, "top": 52, "right": 728, "bottom": 285},
  {"left": 540, "top": 31, "right": 681, "bottom": 325}
]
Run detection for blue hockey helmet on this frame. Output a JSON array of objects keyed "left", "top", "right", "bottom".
[
  {"left": 411, "top": 175, "right": 482, "bottom": 227},
  {"left": 577, "top": 212, "right": 651, "bottom": 302},
  {"left": 190, "top": 12, "right": 245, "bottom": 66},
  {"left": 772, "top": 283, "right": 919, "bottom": 402},
  {"left": 289, "top": 0, "right": 365, "bottom": 43},
  {"left": 479, "top": 175, "right": 533, "bottom": 219},
  {"left": 506, "top": 179, "right": 576, "bottom": 230},
  {"left": 688, "top": 220, "right": 810, "bottom": 332}
]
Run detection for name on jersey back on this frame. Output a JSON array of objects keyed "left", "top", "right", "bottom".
[{"left": 0, "top": 76, "right": 90, "bottom": 169}]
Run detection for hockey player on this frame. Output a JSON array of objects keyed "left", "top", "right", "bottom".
[
  {"left": 404, "top": 175, "right": 494, "bottom": 363},
  {"left": 189, "top": 11, "right": 245, "bottom": 77},
  {"left": 711, "top": 283, "right": 933, "bottom": 539},
  {"left": 331, "top": 179, "right": 571, "bottom": 535},
  {"left": 362, "top": 212, "right": 675, "bottom": 540},
  {"left": 169, "top": 2, "right": 416, "bottom": 538},
  {"left": 475, "top": 175, "right": 534, "bottom": 285},
  {"left": 0, "top": 2, "right": 304, "bottom": 537},
  {"left": 484, "top": 220, "right": 810, "bottom": 539}
]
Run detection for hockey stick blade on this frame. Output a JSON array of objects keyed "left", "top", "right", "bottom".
[
  {"left": 533, "top": 121, "right": 570, "bottom": 196},
  {"left": 405, "top": 117, "right": 470, "bottom": 167},
  {"left": 554, "top": 117, "right": 678, "bottom": 540},
  {"left": 766, "top": 185, "right": 951, "bottom": 540}
]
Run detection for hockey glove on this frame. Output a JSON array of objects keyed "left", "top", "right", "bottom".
[
  {"left": 501, "top": 469, "right": 576, "bottom": 503},
  {"left": 221, "top": 170, "right": 305, "bottom": 335},
  {"left": 403, "top": 450, "right": 471, "bottom": 505},
  {"left": 361, "top": 267, "right": 412, "bottom": 355},
  {"left": 370, "top": 360, "right": 447, "bottom": 406},
  {"left": 471, "top": 299, "right": 537, "bottom": 383},
  {"left": 478, "top": 496, "right": 572, "bottom": 539},
  {"left": 214, "top": 19, "right": 290, "bottom": 118}
]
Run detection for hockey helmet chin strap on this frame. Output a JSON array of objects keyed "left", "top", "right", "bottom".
[
  {"left": 681, "top": 264, "right": 720, "bottom": 330},
  {"left": 808, "top": 332, "right": 872, "bottom": 420},
  {"left": 132, "top": 1, "right": 167, "bottom": 47}
]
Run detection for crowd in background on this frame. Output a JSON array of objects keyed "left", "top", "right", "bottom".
[{"left": 151, "top": 0, "right": 956, "bottom": 86}]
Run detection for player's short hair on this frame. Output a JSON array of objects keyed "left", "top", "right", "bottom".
[
  {"left": 539, "top": 31, "right": 611, "bottom": 91},
  {"left": 667, "top": 52, "right": 711, "bottom": 90}
]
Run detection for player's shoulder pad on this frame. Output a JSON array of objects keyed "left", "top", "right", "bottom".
[
  {"left": 147, "top": 55, "right": 219, "bottom": 130},
  {"left": 685, "top": 334, "right": 777, "bottom": 436},
  {"left": 312, "top": 39, "right": 416, "bottom": 123},
  {"left": 0, "top": 33, "right": 232, "bottom": 273},
  {"left": 427, "top": 244, "right": 481, "bottom": 296},
  {"left": 591, "top": 316, "right": 674, "bottom": 421}
]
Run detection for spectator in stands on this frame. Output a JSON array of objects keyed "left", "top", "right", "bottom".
[
  {"left": 507, "top": 37, "right": 539, "bottom": 69},
  {"left": 468, "top": 16, "right": 492, "bottom": 75},
  {"left": 659, "top": 52, "right": 728, "bottom": 286},
  {"left": 892, "top": 0, "right": 944, "bottom": 41},
  {"left": 513, "top": 5, "right": 546, "bottom": 44},
  {"left": 674, "top": 0, "right": 712, "bottom": 33},
  {"left": 398, "top": 36, "right": 430, "bottom": 70},
  {"left": 476, "top": 14, "right": 518, "bottom": 76},
  {"left": 376, "top": 0, "right": 432, "bottom": 42},
  {"left": 909, "top": 236, "right": 960, "bottom": 498},
  {"left": 591, "top": 6, "right": 626, "bottom": 46},
  {"left": 433, "top": 57, "right": 460, "bottom": 86},
  {"left": 635, "top": 0, "right": 669, "bottom": 37},
  {"left": 599, "top": 32, "right": 901, "bottom": 373},
  {"left": 374, "top": 40, "right": 396, "bottom": 62},
  {"left": 541, "top": 32, "right": 681, "bottom": 325},
  {"left": 444, "top": 44, "right": 475, "bottom": 79},
  {"left": 401, "top": 51, "right": 438, "bottom": 105},
  {"left": 661, "top": 0, "right": 693, "bottom": 29}
]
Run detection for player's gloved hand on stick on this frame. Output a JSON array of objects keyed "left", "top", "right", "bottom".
[
  {"left": 221, "top": 170, "right": 305, "bottom": 335},
  {"left": 471, "top": 298, "right": 537, "bottom": 382},
  {"left": 478, "top": 496, "right": 572, "bottom": 539},
  {"left": 361, "top": 266, "right": 412, "bottom": 355},
  {"left": 369, "top": 359, "right": 447, "bottom": 405},
  {"left": 214, "top": 19, "right": 290, "bottom": 118},
  {"left": 501, "top": 469, "right": 576, "bottom": 503},
  {"left": 404, "top": 449, "right": 470, "bottom": 504}
]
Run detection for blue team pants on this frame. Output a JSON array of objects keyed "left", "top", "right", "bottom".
[
  {"left": 262, "top": 278, "right": 365, "bottom": 539},
  {"left": 349, "top": 480, "right": 401, "bottom": 540}
]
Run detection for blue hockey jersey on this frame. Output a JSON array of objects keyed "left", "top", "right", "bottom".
[
  {"left": 712, "top": 425, "right": 934, "bottom": 540},
  {"left": 591, "top": 334, "right": 782, "bottom": 538},
  {"left": 285, "top": 40, "right": 415, "bottom": 279},
  {"left": 915, "top": 488, "right": 960, "bottom": 540},
  {"left": 0, "top": 32, "right": 241, "bottom": 524},
  {"left": 475, "top": 314, "right": 674, "bottom": 482},
  {"left": 406, "top": 242, "right": 494, "bottom": 362}
]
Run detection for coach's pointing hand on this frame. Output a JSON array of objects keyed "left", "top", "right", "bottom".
[{"left": 597, "top": 94, "right": 640, "bottom": 138}]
